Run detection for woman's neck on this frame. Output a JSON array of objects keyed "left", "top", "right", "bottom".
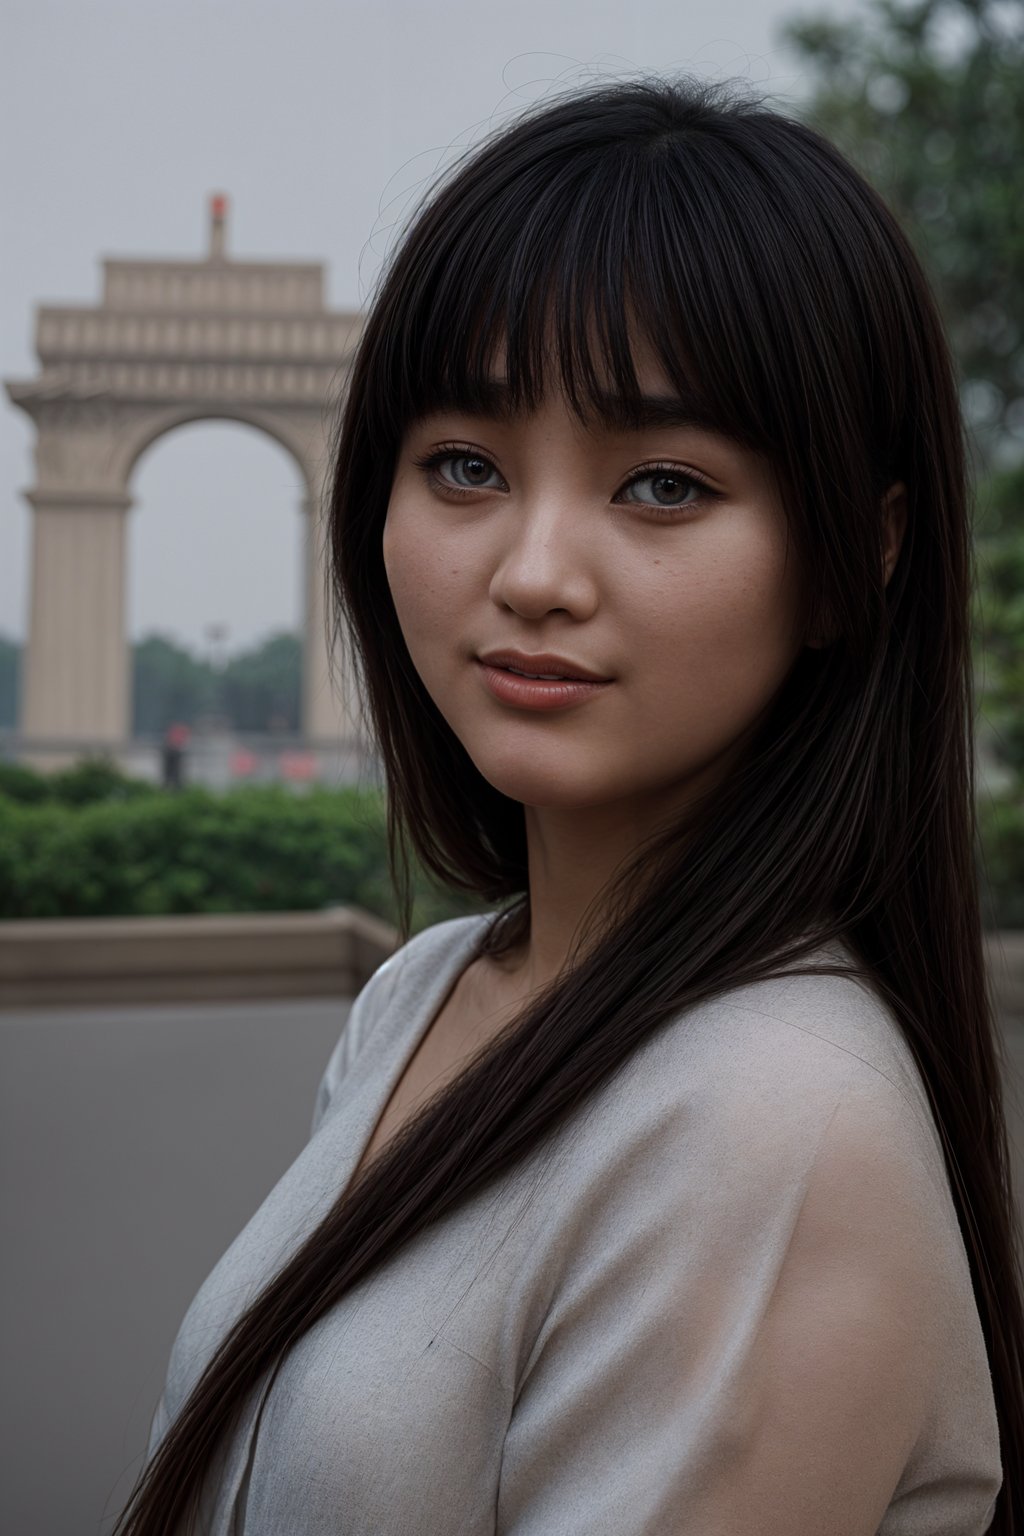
[{"left": 496, "top": 798, "right": 672, "bottom": 995}]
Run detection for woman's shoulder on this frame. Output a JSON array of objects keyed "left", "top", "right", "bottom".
[
  {"left": 525, "top": 940, "right": 977, "bottom": 1385},
  {"left": 657, "top": 939, "right": 935, "bottom": 1133},
  {"left": 551, "top": 938, "right": 947, "bottom": 1215},
  {"left": 706, "top": 940, "right": 933, "bottom": 1112}
]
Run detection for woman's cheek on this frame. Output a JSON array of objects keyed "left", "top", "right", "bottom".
[
  {"left": 384, "top": 512, "right": 435, "bottom": 623},
  {"left": 384, "top": 536, "right": 463, "bottom": 692}
]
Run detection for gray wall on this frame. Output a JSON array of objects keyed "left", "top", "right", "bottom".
[{"left": 0, "top": 996, "right": 351, "bottom": 1536}]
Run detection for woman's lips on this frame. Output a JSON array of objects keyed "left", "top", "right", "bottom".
[{"left": 476, "top": 660, "right": 613, "bottom": 711}]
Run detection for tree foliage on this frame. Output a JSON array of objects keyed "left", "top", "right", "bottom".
[
  {"left": 974, "top": 462, "right": 1024, "bottom": 774},
  {"left": 131, "top": 633, "right": 215, "bottom": 735},
  {"left": 2, "top": 630, "right": 304, "bottom": 737},
  {"left": 783, "top": 0, "right": 1023, "bottom": 923},
  {"left": 130, "top": 630, "right": 302, "bottom": 736},
  {"left": 781, "top": 0, "right": 1024, "bottom": 464},
  {"left": 0, "top": 633, "right": 19, "bottom": 729},
  {"left": 220, "top": 631, "right": 302, "bottom": 733}
]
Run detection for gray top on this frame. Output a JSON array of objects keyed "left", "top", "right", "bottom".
[{"left": 147, "top": 912, "right": 1002, "bottom": 1533}]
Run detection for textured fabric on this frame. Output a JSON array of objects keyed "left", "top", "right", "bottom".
[{"left": 147, "top": 912, "right": 1002, "bottom": 1534}]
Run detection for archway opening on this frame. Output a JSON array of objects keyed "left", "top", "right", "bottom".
[{"left": 128, "top": 419, "right": 306, "bottom": 742}]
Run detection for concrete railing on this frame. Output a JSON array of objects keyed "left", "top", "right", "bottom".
[
  {"left": 0, "top": 906, "right": 400, "bottom": 1009},
  {"left": 0, "top": 910, "right": 1021, "bottom": 1019}
]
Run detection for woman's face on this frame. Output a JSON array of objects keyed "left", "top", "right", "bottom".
[{"left": 383, "top": 342, "right": 808, "bottom": 818}]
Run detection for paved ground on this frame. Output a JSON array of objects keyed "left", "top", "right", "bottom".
[{"left": 1, "top": 993, "right": 1022, "bottom": 1536}]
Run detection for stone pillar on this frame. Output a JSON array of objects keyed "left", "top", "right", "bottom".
[{"left": 21, "top": 488, "right": 132, "bottom": 752}]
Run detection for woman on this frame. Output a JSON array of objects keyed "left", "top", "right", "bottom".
[{"left": 119, "top": 75, "right": 1020, "bottom": 1533}]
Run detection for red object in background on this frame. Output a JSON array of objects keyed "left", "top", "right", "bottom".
[
  {"left": 229, "top": 749, "right": 258, "bottom": 777},
  {"left": 279, "top": 751, "right": 318, "bottom": 781},
  {"left": 210, "top": 193, "right": 227, "bottom": 219},
  {"left": 166, "top": 723, "right": 191, "bottom": 749}
]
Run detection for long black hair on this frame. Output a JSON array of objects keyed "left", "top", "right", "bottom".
[{"left": 117, "top": 74, "right": 1024, "bottom": 1532}]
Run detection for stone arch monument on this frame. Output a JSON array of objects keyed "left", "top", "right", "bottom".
[{"left": 4, "top": 196, "right": 366, "bottom": 768}]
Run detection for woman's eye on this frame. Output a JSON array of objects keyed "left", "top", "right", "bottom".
[
  {"left": 413, "top": 448, "right": 712, "bottom": 513},
  {"left": 621, "top": 470, "right": 704, "bottom": 508},
  {"left": 434, "top": 453, "right": 503, "bottom": 491}
]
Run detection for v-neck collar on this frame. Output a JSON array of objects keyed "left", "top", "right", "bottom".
[{"left": 338, "top": 911, "right": 498, "bottom": 1194}]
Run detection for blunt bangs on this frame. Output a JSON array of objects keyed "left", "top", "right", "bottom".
[{"left": 379, "top": 100, "right": 810, "bottom": 459}]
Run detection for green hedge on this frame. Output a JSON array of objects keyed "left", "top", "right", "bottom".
[
  {"left": 0, "top": 761, "right": 486, "bottom": 932},
  {"left": 0, "top": 758, "right": 1020, "bottom": 929}
]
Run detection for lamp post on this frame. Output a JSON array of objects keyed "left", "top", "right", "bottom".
[{"left": 203, "top": 622, "right": 230, "bottom": 730}]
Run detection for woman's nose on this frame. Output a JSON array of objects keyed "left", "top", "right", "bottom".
[{"left": 486, "top": 503, "right": 600, "bottom": 621}]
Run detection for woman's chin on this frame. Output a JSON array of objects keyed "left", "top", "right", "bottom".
[{"left": 470, "top": 753, "right": 623, "bottom": 811}]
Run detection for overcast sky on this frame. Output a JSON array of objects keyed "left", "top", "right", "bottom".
[{"left": 1, "top": 0, "right": 863, "bottom": 660}]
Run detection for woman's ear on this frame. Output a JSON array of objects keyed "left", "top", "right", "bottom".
[
  {"left": 882, "top": 480, "right": 907, "bottom": 588},
  {"left": 806, "top": 480, "right": 909, "bottom": 650}
]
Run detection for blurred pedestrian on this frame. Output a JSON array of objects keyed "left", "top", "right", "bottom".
[{"left": 160, "top": 722, "right": 190, "bottom": 790}]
